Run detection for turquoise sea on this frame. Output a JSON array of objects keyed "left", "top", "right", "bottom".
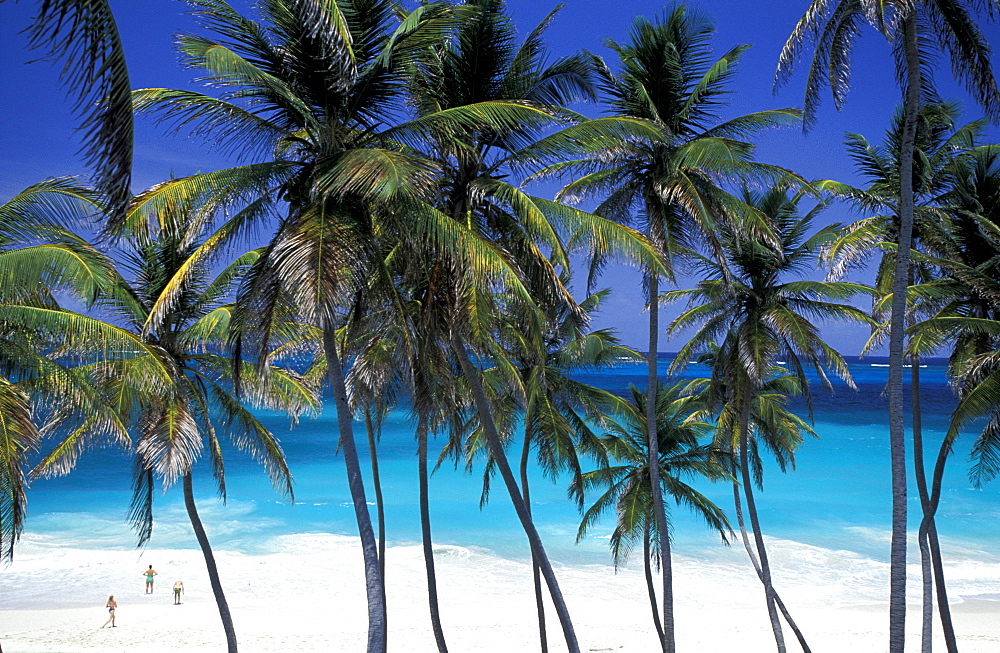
[{"left": 8, "top": 355, "right": 1000, "bottom": 609}]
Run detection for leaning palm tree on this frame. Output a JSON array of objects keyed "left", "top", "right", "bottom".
[
  {"left": 665, "top": 184, "right": 872, "bottom": 652},
  {"left": 907, "top": 146, "right": 1000, "bottom": 626},
  {"left": 529, "top": 8, "right": 800, "bottom": 648},
  {"left": 402, "top": 3, "right": 661, "bottom": 650},
  {"left": 460, "top": 289, "right": 637, "bottom": 653},
  {"left": 573, "top": 382, "right": 731, "bottom": 649},
  {"left": 777, "top": 5, "right": 1000, "bottom": 648}
]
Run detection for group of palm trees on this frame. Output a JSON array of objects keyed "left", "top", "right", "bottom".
[{"left": 1, "top": 1, "right": 999, "bottom": 653}]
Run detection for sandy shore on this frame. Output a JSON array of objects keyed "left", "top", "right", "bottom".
[{"left": 1, "top": 534, "right": 997, "bottom": 652}]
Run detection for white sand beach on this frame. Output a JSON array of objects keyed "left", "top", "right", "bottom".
[{"left": 1, "top": 533, "right": 997, "bottom": 652}]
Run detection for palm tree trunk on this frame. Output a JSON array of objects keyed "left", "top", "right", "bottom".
[
  {"left": 924, "top": 435, "right": 960, "bottom": 652},
  {"left": 324, "top": 330, "right": 386, "bottom": 653},
  {"left": 645, "top": 271, "right": 673, "bottom": 653},
  {"left": 520, "top": 428, "right": 548, "bottom": 653},
  {"left": 738, "top": 408, "right": 786, "bottom": 653},
  {"left": 363, "top": 408, "right": 387, "bottom": 582},
  {"left": 451, "top": 334, "right": 580, "bottom": 653},
  {"left": 888, "top": 13, "right": 922, "bottom": 652},
  {"left": 731, "top": 481, "right": 811, "bottom": 652},
  {"left": 911, "top": 357, "right": 934, "bottom": 653},
  {"left": 643, "top": 523, "right": 665, "bottom": 645},
  {"left": 183, "top": 473, "right": 237, "bottom": 653},
  {"left": 417, "top": 415, "right": 449, "bottom": 653}
]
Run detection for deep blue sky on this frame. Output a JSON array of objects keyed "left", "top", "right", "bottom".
[{"left": 2, "top": 0, "right": 998, "bottom": 354}]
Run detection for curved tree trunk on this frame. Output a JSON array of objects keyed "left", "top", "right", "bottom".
[
  {"left": 363, "top": 408, "right": 387, "bottom": 583},
  {"left": 417, "top": 416, "right": 449, "bottom": 652},
  {"left": 183, "top": 473, "right": 237, "bottom": 653},
  {"left": 452, "top": 335, "right": 580, "bottom": 653},
  {"left": 520, "top": 428, "right": 548, "bottom": 653},
  {"left": 738, "top": 408, "right": 786, "bottom": 653},
  {"left": 645, "top": 272, "right": 673, "bottom": 653},
  {"left": 324, "top": 331, "right": 386, "bottom": 653},
  {"left": 887, "top": 13, "right": 922, "bottom": 652},
  {"left": 924, "top": 432, "right": 960, "bottom": 652},
  {"left": 731, "top": 482, "right": 811, "bottom": 652},
  {"left": 911, "top": 358, "right": 934, "bottom": 653},
  {"left": 643, "top": 523, "right": 665, "bottom": 645}
]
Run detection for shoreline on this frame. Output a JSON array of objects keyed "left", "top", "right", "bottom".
[{"left": 2, "top": 534, "right": 997, "bottom": 652}]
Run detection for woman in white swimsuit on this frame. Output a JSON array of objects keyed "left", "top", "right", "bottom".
[{"left": 101, "top": 595, "right": 117, "bottom": 628}]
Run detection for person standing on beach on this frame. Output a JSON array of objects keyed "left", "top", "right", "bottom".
[
  {"left": 101, "top": 595, "right": 117, "bottom": 628},
  {"left": 143, "top": 565, "right": 157, "bottom": 593},
  {"left": 172, "top": 580, "right": 184, "bottom": 605}
]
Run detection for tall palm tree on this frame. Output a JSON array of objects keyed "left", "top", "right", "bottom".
[
  {"left": 530, "top": 8, "right": 800, "bottom": 649},
  {"left": 131, "top": 4, "right": 479, "bottom": 649},
  {"left": 402, "top": 3, "right": 661, "bottom": 650},
  {"left": 459, "top": 290, "right": 637, "bottom": 653},
  {"left": 665, "top": 184, "right": 872, "bottom": 652},
  {"left": 821, "top": 103, "right": 984, "bottom": 650},
  {"left": 23, "top": 183, "right": 319, "bottom": 653},
  {"left": 777, "top": 5, "right": 999, "bottom": 648},
  {"left": 573, "top": 382, "right": 731, "bottom": 649}
]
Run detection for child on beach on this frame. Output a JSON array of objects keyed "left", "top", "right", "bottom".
[
  {"left": 143, "top": 565, "right": 157, "bottom": 593},
  {"left": 100, "top": 595, "right": 117, "bottom": 628}
]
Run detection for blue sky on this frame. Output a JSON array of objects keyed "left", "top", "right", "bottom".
[{"left": 2, "top": 0, "right": 998, "bottom": 354}]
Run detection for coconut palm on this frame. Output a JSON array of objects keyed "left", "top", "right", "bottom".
[
  {"left": 777, "top": 4, "right": 1000, "bottom": 647},
  {"left": 528, "top": 8, "right": 800, "bottom": 648},
  {"left": 23, "top": 182, "right": 319, "bottom": 653},
  {"left": 130, "top": 3, "right": 481, "bottom": 648},
  {"left": 401, "top": 3, "right": 661, "bottom": 650},
  {"left": 572, "top": 382, "right": 731, "bottom": 648},
  {"left": 821, "top": 103, "right": 985, "bottom": 649},
  {"left": 665, "top": 184, "right": 872, "bottom": 652},
  {"left": 456, "top": 289, "right": 637, "bottom": 653}
]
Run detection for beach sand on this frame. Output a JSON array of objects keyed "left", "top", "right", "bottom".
[{"left": 2, "top": 533, "right": 997, "bottom": 652}]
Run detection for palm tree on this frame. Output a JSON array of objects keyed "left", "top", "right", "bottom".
[
  {"left": 23, "top": 183, "right": 319, "bottom": 653},
  {"left": 906, "top": 146, "right": 1000, "bottom": 639},
  {"left": 665, "top": 184, "right": 872, "bottom": 652},
  {"left": 776, "top": 5, "right": 1000, "bottom": 648},
  {"left": 401, "top": 3, "right": 661, "bottom": 650},
  {"left": 529, "top": 8, "right": 800, "bottom": 649},
  {"left": 458, "top": 290, "right": 637, "bottom": 653},
  {"left": 821, "top": 103, "right": 984, "bottom": 650},
  {"left": 573, "top": 382, "right": 731, "bottom": 648},
  {"left": 0, "top": 179, "right": 133, "bottom": 653},
  {"left": 131, "top": 4, "right": 477, "bottom": 649}
]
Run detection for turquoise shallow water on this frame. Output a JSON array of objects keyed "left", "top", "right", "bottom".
[{"left": 20, "top": 355, "right": 1000, "bottom": 581}]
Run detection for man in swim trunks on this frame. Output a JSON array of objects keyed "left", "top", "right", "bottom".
[
  {"left": 143, "top": 565, "right": 158, "bottom": 593},
  {"left": 173, "top": 580, "right": 184, "bottom": 605}
]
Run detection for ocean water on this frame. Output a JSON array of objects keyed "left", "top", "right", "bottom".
[{"left": 6, "top": 355, "right": 1000, "bottom": 610}]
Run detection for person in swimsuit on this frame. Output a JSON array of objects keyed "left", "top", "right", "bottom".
[
  {"left": 143, "top": 565, "right": 157, "bottom": 593},
  {"left": 101, "top": 595, "right": 117, "bottom": 628},
  {"left": 172, "top": 580, "right": 184, "bottom": 605}
]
